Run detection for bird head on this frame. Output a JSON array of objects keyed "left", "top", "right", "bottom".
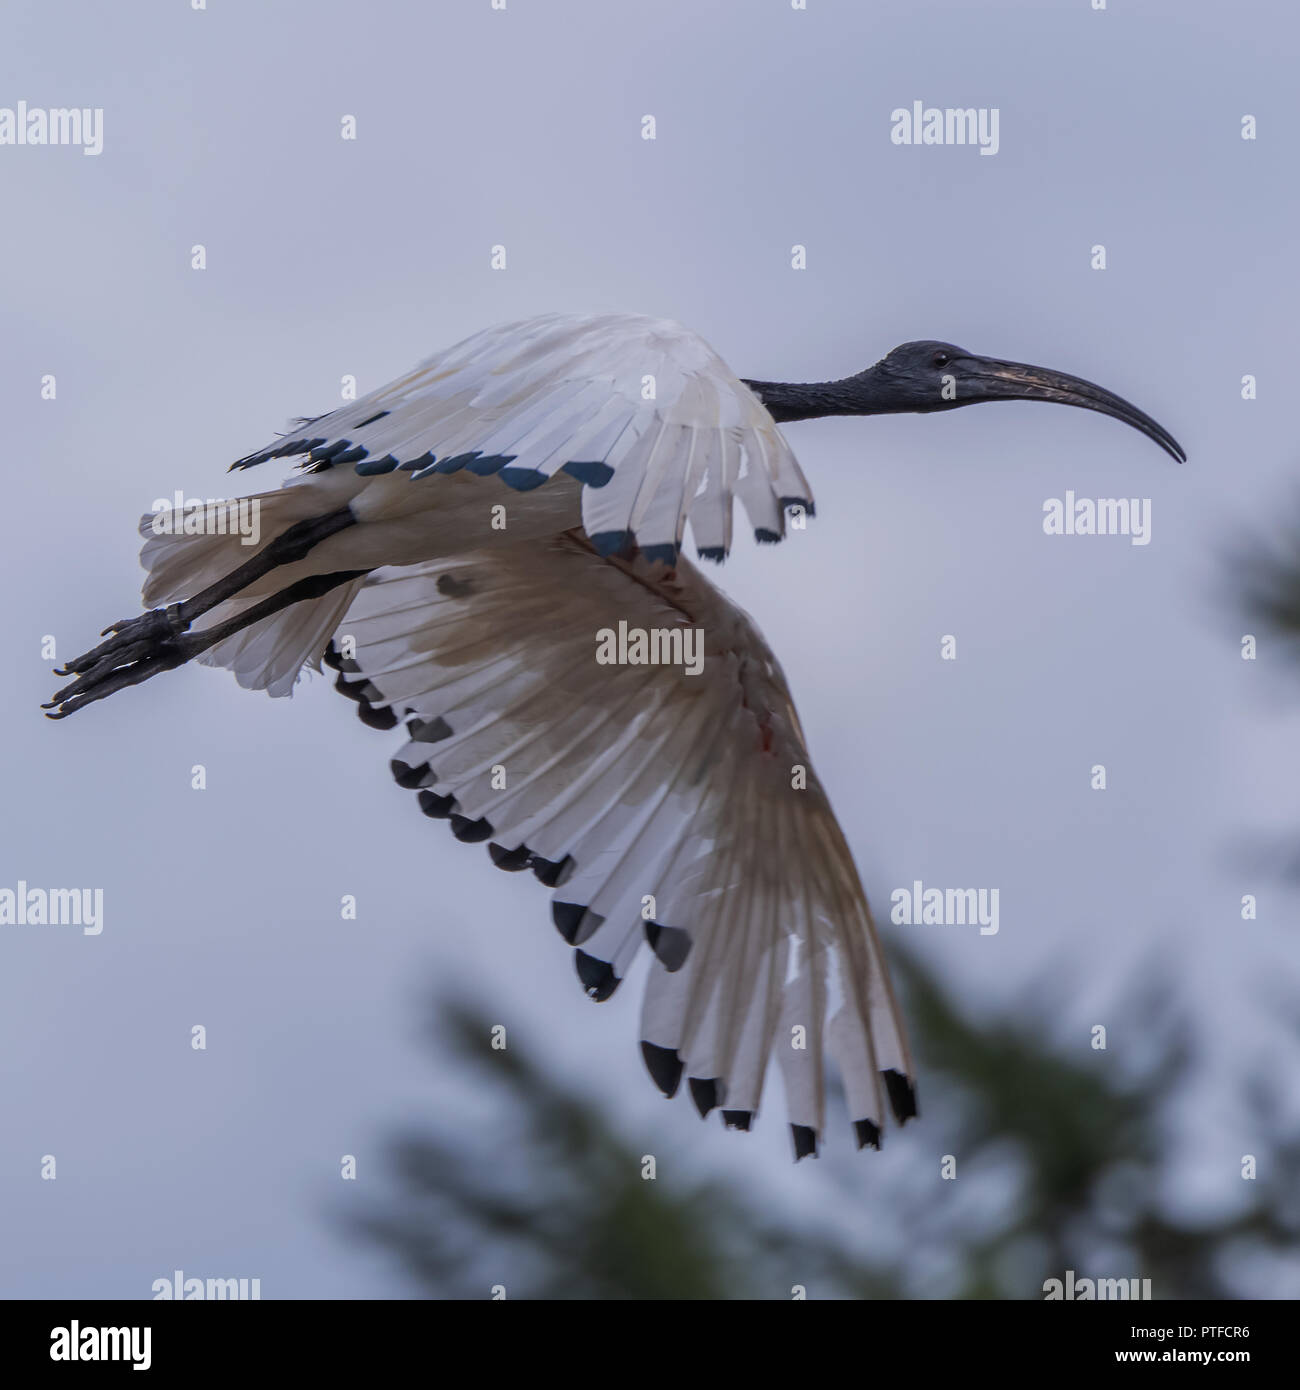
[{"left": 859, "top": 340, "right": 1185, "bottom": 461}]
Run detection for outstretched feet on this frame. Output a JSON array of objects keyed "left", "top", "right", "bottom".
[
  {"left": 43, "top": 509, "right": 364, "bottom": 719},
  {"left": 44, "top": 606, "right": 194, "bottom": 719}
]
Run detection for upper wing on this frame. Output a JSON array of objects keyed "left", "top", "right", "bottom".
[
  {"left": 328, "top": 533, "right": 915, "bottom": 1157},
  {"left": 232, "top": 312, "right": 813, "bottom": 564}
]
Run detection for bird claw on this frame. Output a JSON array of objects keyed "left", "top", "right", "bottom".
[
  {"left": 53, "top": 606, "right": 188, "bottom": 678},
  {"left": 44, "top": 608, "right": 192, "bottom": 718}
]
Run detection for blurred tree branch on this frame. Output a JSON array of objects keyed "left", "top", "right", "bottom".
[
  {"left": 340, "top": 949, "right": 1300, "bottom": 1299},
  {"left": 1238, "top": 503, "right": 1300, "bottom": 663}
]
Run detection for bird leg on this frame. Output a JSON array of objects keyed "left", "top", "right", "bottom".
[
  {"left": 44, "top": 507, "right": 360, "bottom": 718},
  {"left": 45, "top": 567, "right": 367, "bottom": 719}
]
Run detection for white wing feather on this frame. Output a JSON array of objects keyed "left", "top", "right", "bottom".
[
  {"left": 232, "top": 313, "right": 813, "bottom": 563},
  {"left": 327, "top": 534, "right": 915, "bottom": 1157}
]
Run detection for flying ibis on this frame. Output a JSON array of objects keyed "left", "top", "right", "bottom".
[{"left": 45, "top": 313, "right": 1184, "bottom": 1158}]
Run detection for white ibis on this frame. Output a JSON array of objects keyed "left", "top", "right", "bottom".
[{"left": 46, "top": 312, "right": 1183, "bottom": 1159}]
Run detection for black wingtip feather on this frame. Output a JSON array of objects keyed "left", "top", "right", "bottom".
[
  {"left": 417, "top": 789, "right": 457, "bottom": 819},
  {"left": 551, "top": 901, "right": 587, "bottom": 944},
  {"left": 357, "top": 699, "right": 398, "bottom": 730},
  {"left": 488, "top": 842, "right": 532, "bottom": 872},
  {"left": 574, "top": 949, "right": 619, "bottom": 1001},
  {"left": 551, "top": 902, "right": 604, "bottom": 946},
  {"left": 639, "top": 543, "right": 678, "bottom": 567},
  {"left": 355, "top": 453, "right": 398, "bottom": 476},
  {"left": 883, "top": 1069, "right": 918, "bottom": 1123},
  {"left": 333, "top": 673, "right": 366, "bottom": 702},
  {"left": 640, "top": 1042, "right": 683, "bottom": 1097},
  {"left": 500, "top": 466, "right": 548, "bottom": 492},
  {"left": 791, "top": 1124, "right": 818, "bottom": 1160},
  {"left": 642, "top": 920, "right": 691, "bottom": 971},
  {"left": 408, "top": 715, "right": 453, "bottom": 743},
  {"left": 562, "top": 459, "right": 614, "bottom": 488},
  {"left": 688, "top": 1077, "right": 719, "bottom": 1118},
  {"left": 467, "top": 452, "right": 516, "bottom": 476},
  {"left": 722, "top": 1110, "right": 752, "bottom": 1132},
  {"left": 590, "top": 529, "right": 634, "bottom": 558},
  {"left": 390, "top": 757, "right": 431, "bottom": 789},
  {"left": 531, "top": 854, "right": 575, "bottom": 888},
  {"left": 450, "top": 813, "right": 493, "bottom": 843},
  {"left": 855, "top": 1119, "right": 882, "bottom": 1151},
  {"left": 309, "top": 439, "right": 349, "bottom": 465}
]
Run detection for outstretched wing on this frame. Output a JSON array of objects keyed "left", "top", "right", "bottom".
[
  {"left": 232, "top": 313, "right": 812, "bottom": 564},
  {"left": 328, "top": 534, "right": 915, "bottom": 1157}
]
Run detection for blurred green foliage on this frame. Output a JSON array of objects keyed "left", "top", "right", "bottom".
[
  {"left": 343, "top": 945, "right": 1300, "bottom": 1299},
  {"left": 1239, "top": 505, "right": 1300, "bottom": 663}
]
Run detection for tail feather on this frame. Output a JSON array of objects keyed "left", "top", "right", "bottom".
[
  {"left": 138, "top": 484, "right": 334, "bottom": 608},
  {"left": 136, "top": 486, "right": 364, "bottom": 697},
  {"left": 195, "top": 578, "right": 365, "bottom": 696}
]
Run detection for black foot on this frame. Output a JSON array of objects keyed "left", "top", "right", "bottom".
[{"left": 44, "top": 606, "right": 192, "bottom": 719}]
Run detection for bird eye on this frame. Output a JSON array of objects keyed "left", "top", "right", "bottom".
[{"left": 932, "top": 352, "right": 950, "bottom": 368}]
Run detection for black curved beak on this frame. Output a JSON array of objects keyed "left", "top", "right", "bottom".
[{"left": 959, "top": 356, "right": 1186, "bottom": 463}]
